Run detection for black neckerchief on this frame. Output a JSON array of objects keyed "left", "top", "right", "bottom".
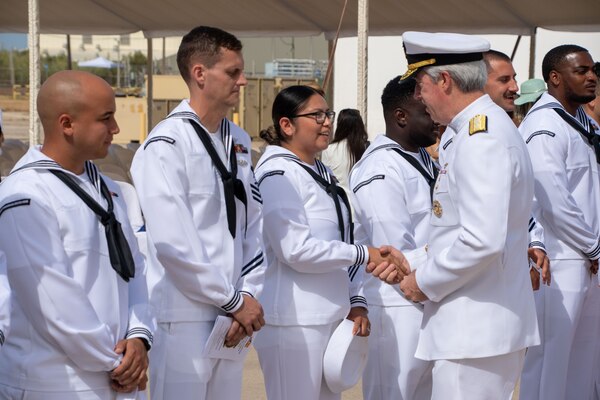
[
  {"left": 187, "top": 119, "right": 248, "bottom": 238},
  {"left": 258, "top": 153, "right": 353, "bottom": 243},
  {"left": 553, "top": 107, "right": 600, "bottom": 164},
  {"left": 49, "top": 169, "right": 135, "bottom": 282},
  {"left": 390, "top": 147, "right": 439, "bottom": 201}
]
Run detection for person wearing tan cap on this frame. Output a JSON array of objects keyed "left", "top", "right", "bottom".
[
  {"left": 514, "top": 78, "right": 547, "bottom": 125},
  {"left": 376, "top": 31, "right": 540, "bottom": 399}
]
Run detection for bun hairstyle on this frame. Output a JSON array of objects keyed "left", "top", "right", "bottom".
[
  {"left": 259, "top": 125, "right": 280, "bottom": 145},
  {"left": 259, "top": 85, "right": 324, "bottom": 145}
]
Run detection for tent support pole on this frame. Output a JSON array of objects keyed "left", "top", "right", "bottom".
[
  {"left": 66, "top": 34, "right": 72, "bottom": 70},
  {"left": 510, "top": 35, "right": 521, "bottom": 61},
  {"left": 357, "top": 0, "right": 368, "bottom": 127},
  {"left": 529, "top": 27, "right": 537, "bottom": 79},
  {"left": 28, "top": 0, "right": 40, "bottom": 146},
  {"left": 146, "top": 38, "right": 153, "bottom": 139}
]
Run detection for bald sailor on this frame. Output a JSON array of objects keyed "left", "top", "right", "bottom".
[{"left": 0, "top": 70, "right": 154, "bottom": 399}]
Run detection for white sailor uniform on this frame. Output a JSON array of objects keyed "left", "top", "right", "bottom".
[
  {"left": 253, "top": 145, "right": 368, "bottom": 400},
  {"left": 0, "top": 147, "right": 154, "bottom": 399},
  {"left": 0, "top": 250, "right": 9, "bottom": 351},
  {"left": 416, "top": 95, "right": 539, "bottom": 399},
  {"left": 519, "top": 92, "right": 600, "bottom": 400},
  {"left": 349, "top": 134, "right": 433, "bottom": 400},
  {"left": 130, "top": 100, "right": 266, "bottom": 400}
]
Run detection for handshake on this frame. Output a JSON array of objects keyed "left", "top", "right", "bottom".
[
  {"left": 366, "top": 246, "right": 410, "bottom": 284},
  {"left": 366, "top": 245, "right": 429, "bottom": 302}
]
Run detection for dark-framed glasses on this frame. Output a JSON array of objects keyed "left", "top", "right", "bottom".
[{"left": 291, "top": 110, "right": 336, "bottom": 124}]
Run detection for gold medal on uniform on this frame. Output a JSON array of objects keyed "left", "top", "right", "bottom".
[{"left": 432, "top": 200, "right": 443, "bottom": 217}]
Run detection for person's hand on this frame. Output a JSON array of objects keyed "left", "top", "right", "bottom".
[
  {"left": 231, "top": 294, "right": 265, "bottom": 337},
  {"left": 528, "top": 247, "right": 550, "bottom": 287},
  {"left": 529, "top": 266, "right": 541, "bottom": 291},
  {"left": 224, "top": 319, "right": 246, "bottom": 348},
  {"left": 399, "top": 271, "right": 428, "bottom": 302},
  {"left": 366, "top": 246, "right": 410, "bottom": 284},
  {"left": 590, "top": 259, "right": 599, "bottom": 276},
  {"left": 110, "top": 338, "right": 149, "bottom": 392},
  {"left": 346, "top": 306, "right": 370, "bottom": 337}
]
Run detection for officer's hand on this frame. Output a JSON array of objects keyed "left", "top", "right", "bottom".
[{"left": 400, "top": 271, "right": 428, "bottom": 302}]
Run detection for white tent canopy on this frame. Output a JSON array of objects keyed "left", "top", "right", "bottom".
[
  {"left": 2, "top": 0, "right": 600, "bottom": 38},
  {"left": 1, "top": 0, "right": 599, "bottom": 144},
  {"left": 78, "top": 56, "right": 120, "bottom": 69}
]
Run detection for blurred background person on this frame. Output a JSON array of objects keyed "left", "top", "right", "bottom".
[
  {"left": 321, "top": 108, "right": 369, "bottom": 194},
  {"left": 584, "top": 62, "right": 600, "bottom": 133}
]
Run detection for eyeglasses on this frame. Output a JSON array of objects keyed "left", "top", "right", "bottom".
[{"left": 291, "top": 110, "right": 336, "bottom": 124}]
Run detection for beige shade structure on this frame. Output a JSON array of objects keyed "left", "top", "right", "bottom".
[
  {"left": 1, "top": 0, "right": 600, "bottom": 37},
  {"left": 1, "top": 0, "right": 599, "bottom": 144}
]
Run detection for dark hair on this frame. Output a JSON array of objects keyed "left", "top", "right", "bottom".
[
  {"left": 542, "top": 44, "right": 589, "bottom": 82},
  {"left": 483, "top": 49, "right": 511, "bottom": 73},
  {"left": 177, "top": 26, "right": 243, "bottom": 83},
  {"left": 330, "top": 109, "right": 368, "bottom": 167},
  {"left": 381, "top": 76, "right": 417, "bottom": 114},
  {"left": 259, "top": 85, "right": 322, "bottom": 145}
]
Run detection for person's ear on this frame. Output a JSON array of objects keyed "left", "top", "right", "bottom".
[
  {"left": 394, "top": 108, "right": 408, "bottom": 128},
  {"left": 190, "top": 63, "right": 207, "bottom": 87},
  {"left": 279, "top": 117, "right": 295, "bottom": 140},
  {"left": 439, "top": 71, "right": 452, "bottom": 91},
  {"left": 58, "top": 113, "right": 75, "bottom": 137},
  {"left": 548, "top": 70, "right": 561, "bottom": 88}
]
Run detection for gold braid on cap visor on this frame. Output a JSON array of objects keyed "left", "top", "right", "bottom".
[{"left": 400, "top": 58, "right": 437, "bottom": 80}]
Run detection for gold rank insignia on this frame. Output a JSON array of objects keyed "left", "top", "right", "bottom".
[
  {"left": 469, "top": 114, "right": 488, "bottom": 135},
  {"left": 432, "top": 200, "right": 443, "bottom": 218}
]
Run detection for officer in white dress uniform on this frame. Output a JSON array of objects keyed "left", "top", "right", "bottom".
[
  {"left": 483, "top": 49, "right": 551, "bottom": 289},
  {"left": 519, "top": 44, "right": 600, "bottom": 400},
  {"left": 349, "top": 76, "right": 438, "bottom": 400},
  {"left": 394, "top": 32, "right": 539, "bottom": 400},
  {"left": 0, "top": 250, "right": 10, "bottom": 350},
  {"left": 0, "top": 71, "right": 154, "bottom": 400},
  {"left": 130, "top": 26, "right": 266, "bottom": 400}
]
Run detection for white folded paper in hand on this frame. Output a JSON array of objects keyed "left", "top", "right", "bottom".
[{"left": 202, "top": 315, "right": 254, "bottom": 361}]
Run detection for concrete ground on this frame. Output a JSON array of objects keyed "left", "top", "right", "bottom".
[{"left": 242, "top": 347, "right": 363, "bottom": 400}]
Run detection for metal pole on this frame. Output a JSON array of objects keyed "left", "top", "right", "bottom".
[
  {"left": 510, "top": 35, "right": 521, "bottom": 62},
  {"left": 162, "top": 37, "right": 166, "bottom": 74},
  {"left": 146, "top": 38, "right": 153, "bottom": 137},
  {"left": 66, "top": 34, "right": 72, "bottom": 70},
  {"left": 8, "top": 48, "right": 15, "bottom": 88},
  {"left": 357, "top": 0, "right": 369, "bottom": 127},
  {"left": 28, "top": 0, "right": 40, "bottom": 146},
  {"left": 529, "top": 27, "right": 537, "bottom": 79}
]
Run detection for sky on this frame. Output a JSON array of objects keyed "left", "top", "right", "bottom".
[{"left": 0, "top": 33, "right": 27, "bottom": 50}]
